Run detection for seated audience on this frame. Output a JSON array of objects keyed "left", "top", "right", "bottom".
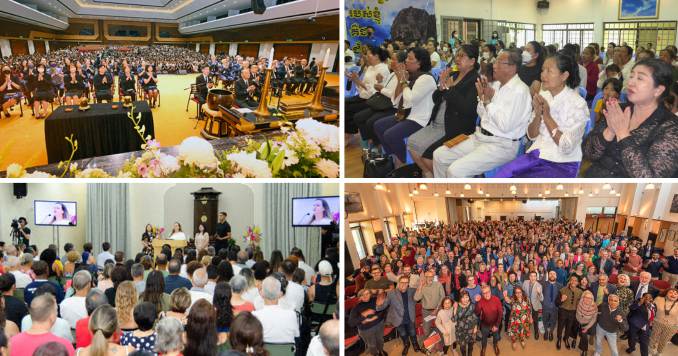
[
  {"left": 345, "top": 46, "right": 390, "bottom": 139},
  {"left": 75, "top": 304, "right": 134, "bottom": 356},
  {"left": 495, "top": 51, "right": 589, "bottom": 177},
  {"left": 120, "top": 302, "right": 157, "bottom": 352},
  {"left": 433, "top": 49, "right": 532, "bottom": 177},
  {"left": 252, "top": 276, "right": 299, "bottom": 344},
  {"left": 59, "top": 270, "right": 91, "bottom": 329},
  {"left": 184, "top": 299, "right": 218, "bottom": 356},
  {"left": 9, "top": 294, "right": 75, "bottom": 356},
  {"left": 373, "top": 47, "right": 437, "bottom": 167}
]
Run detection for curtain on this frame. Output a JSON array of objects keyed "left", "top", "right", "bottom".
[
  {"left": 86, "top": 184, "right": 130, "bottom": 255},
  {"left": 263, "top": 183, "right": 322, "bottom": 267}
]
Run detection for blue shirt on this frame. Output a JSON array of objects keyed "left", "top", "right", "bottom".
[
  {"left": 164, "top": 274, "right": 192, "bottom": 294},
  {"left": 465, "top": 285, "right": 481, "bottom": 303},
  {"left": 24, "top": 280, "right": 65, "bottom": 306}
]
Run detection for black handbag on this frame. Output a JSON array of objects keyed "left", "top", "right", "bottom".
[
  {"left": 363, "top": 156, "right": 394, "bottom": 178},
  {"left": 366, "top": 92, "right": 393, "bottom": 111},
  {"left": 386, "top": 163, "right": 422, "bottom": 178}
]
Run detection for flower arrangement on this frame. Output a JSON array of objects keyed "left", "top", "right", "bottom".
[
  {"left": 243, "top": 225, "right": 263, "bottom": 246},
  {"left": 5, "top": 105, "right": 339, "bottom": 178}
]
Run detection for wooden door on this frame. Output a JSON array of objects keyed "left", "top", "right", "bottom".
[
  {"left": 273, "top": 43, "right": 312, "bottom": 61},
  {"left": 237, "top": 43, "right": 260, "bottom": 59},
  {"left": 10, "top": 40, "right": 28, "bottom": 55},
  {"left": 34, "top": 40, "right": 46, "bottom": 55}
]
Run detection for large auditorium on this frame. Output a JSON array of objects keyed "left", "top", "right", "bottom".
[
  {"left": 0, "top": 0, "right": 340, "bottom": 178},
  {"left": 345, "top": 183, "right": 678, "bottom": 356}
]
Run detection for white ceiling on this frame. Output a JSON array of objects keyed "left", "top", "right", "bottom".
[
  {"left": 369, "top": 183, "right": 655, "bottom": 199},
  {"left": 1, "top": 0, "right": 337, "bottom": 33}
]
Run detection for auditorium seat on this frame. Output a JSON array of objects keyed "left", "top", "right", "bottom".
[
  {"left": 608, "top": 274, "right": 618, "bottom": 285},
  {"left": 345, "top": 296, "right": 359, "bottom": 311},
  {"left": 652, "top": 279, "right": 671, "bottom": 294},
  {"left": 345, "top": 284, "right": 356, "bottom": 297}
]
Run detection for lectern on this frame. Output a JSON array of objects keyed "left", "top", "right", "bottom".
[
  {"left": 191, "top": 187, "right": 222, "bottom": 238},
  {"left": 152, "top": 239, "right": 187, "bottom": 257}
]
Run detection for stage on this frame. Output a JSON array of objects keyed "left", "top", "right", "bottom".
[{"left": 0, "top": 73, "right": 339, "bottom": 171}]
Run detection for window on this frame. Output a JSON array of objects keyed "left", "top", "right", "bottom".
[
  {"left": 603, "top": 21, "right": 677, "bottom": 51},
  {"left": 542, "top": 23, "right": 594, "bottom": 50},
  {"left": 586, "top": 207, "right": 603, "bottom": 215},
  {"left": 603, "top": 207, "right": 617, "bottom": 215},
  {"left": 350, "top": 224, "right": 367, "bottom": 259},
  {"left": 485, "top": 20, "right": 535, "bottom": 48}
]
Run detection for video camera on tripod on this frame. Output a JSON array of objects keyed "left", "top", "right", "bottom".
[{"left": 9, "top": 218, "right": 20, "bottom": 245}]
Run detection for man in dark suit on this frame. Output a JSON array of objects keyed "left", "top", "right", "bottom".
[
  {"left": 234, "top": 68, "right": 259, "bottom": 108},
  {"left": 625, "top": 293, "right": 656, "bottom": 356},
  {"left": 589, "top": 273, "right": 618, "bottom": 305},
  {"left": 376, "top": 275, "right": 421, "bottom": 355},
  {"left": 195, "top": 64, "right": 214, "bottom": 105},
  {"left": 594, "top": 249, "right": 615, "bottom": 276},
  {"left": 630, "top": 271, "right": 659, "bottom": 301}
]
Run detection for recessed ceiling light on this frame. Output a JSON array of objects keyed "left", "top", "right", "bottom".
[
  {"left": 602, "top": 184, "right": 611, "bottom": 190},
  {"left": 464, "top": 184, "right": 471, "bottom": 190},
  {"left": 644, "top": 183, "right": 655, "bottom": 190},
  {"left": 556, "top": 184, "right": 564, "bottom": 190}
]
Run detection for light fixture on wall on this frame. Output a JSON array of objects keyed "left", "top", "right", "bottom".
[
  {"left": 478, "top": 189, "right": 484, "bottom": 195},
  {"left": 485, "top": 193, "right": 490, "bottom": 197},
  {"left": 588, "top": 192, "right": 594, "bottom": 197},
  {"left": 545, "top": 189, "right": 551, "bottom": 195},
  {"left": 579, "top": 188, "right": 584, "bottom": 194},
  {"left": 509, "top": 185, "right": 517, "bottom": 191},
  {"left": 464, "top": 184, "right": 471, "bottom": 190},
  {"left": 616, "top": 193, "right": 621, "bottom": 197},
  {"left": 564, "top": 193, "right": 569, "bottom": 197},
  {"left": 419, "top": 184, "right": 428, "bottom": 190},
  {"left": 644, "top": 183, "right": 655, "bottom": 190},
  {"left": 538, "top": 193, "right": 543, "bottom": 197},
  {"left": 460, "top": 193, "right": 464, "bottom": 197},
  {"left": 445, "top": 189, "right": 451, "bottom": 195},
  {"left": 602, "top": 183, "right": 611, "bottom": 190},
  {"left": 610, "top": 189, "right": 616, "bottom": 195},
  {"left": 413, "top": 189, "right": 419, "bottom": 195},
  {"left": 556, "top": 184, "right": 564, "bottom": 190},
  {"left": 434, "top": 192, "right": 440, "bottom": 197},
  {"left": 409, "top": 193, "right": 413, "bottom": 197}
]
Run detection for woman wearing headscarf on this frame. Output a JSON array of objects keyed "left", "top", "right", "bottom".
[{"left": 576, "top": 290, "right": 598, "bottom": 356}]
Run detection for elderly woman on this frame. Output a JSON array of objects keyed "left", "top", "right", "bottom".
[
  {"left": 373, "top": 47, "right": 437, "bottom": 168},
  {"left": 616, "top": 274, "right": 634, "bottom": 318},
  {"left": 576, "top": 290, "right": 598, "bottom": 356},
  {"left": 229, "top": 275, "right": 255, "bottom": 315},
  {"left": 496, "top": 51, "right": 589, "bottom": 178},
  {"left": 155, "top": 317, "right": 184, "bottom": 356},
  {"left": 649, "top": 287, "right": 678, "bottom": 355},
  {"left": 583, "top": 58, "right": 678, "bottom": 177},
  {"left": 408, "top": 44, "right": 479, "bottom": 177}
]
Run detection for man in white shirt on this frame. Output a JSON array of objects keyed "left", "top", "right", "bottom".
[
  {"left": 96, "top": 242, "right": 115, "bottom": 271},
  {"left": 291, "top": 248, "right": 316, "bottom": 286},
  {"left": 252, "top": 276, "right": 300, "bottom": 344},
  {"left": 188, "top": 267, "right": 212, "bottom": 308},
  {"left": 281, "top": 260, "right": 306, "bottom": 313},
  {"left": 427, "top": 40, "right": 441, "bottom": 68},
  {"left": 5, "top": 256, "right": 32, "bottom": 289},
  {"left": 615, "top": 45, "right": 635, "bottom": 90},
  {"left": 59, "top": 270, "right": 90, "bottom": 329},
  {"left": 433, "top": 49, "right": 532, "bottom": 177}
]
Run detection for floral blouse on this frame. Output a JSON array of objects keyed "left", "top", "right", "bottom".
[
  {"left": 453, "top": 304, "right": 478, "bottom": 344},
  {"left": 583, "top": 104, "right": 678, "bottom": 177}
]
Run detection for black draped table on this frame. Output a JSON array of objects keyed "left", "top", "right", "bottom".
[{"left": 44, "top": 101, "right": 154, "bottom": 164}]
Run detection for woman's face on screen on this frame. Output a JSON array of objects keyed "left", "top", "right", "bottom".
[
  {"left": 53, "top": 204, "right": 64, "bottom": 219},
  {"left": 313, "top": 200, "right": 325, "bottom": 215}
]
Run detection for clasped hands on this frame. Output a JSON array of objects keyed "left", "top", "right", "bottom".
[
  {"left": 602, "top": 97, "right": 632, "bottom": 141},
  {"left": 475, "top": 76, "right": 494, "bottom": 105}
]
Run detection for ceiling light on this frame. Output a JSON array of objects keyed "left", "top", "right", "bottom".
[
  {"left": 564, "top": 193, "right": 569, "bottom": 197},
  {"left": 413, "top": 189, "right": 419, "bottom": 195},
  {"left": 460, "top": 193, "right": 464, "bottom": 197},
  {"left": 602, "top": 184, "right": 611, "bottom": 190},
  {"left": 616, "top": 193, "right": 621, "bottom": 197},
  {"left": 464, "top": 184, "right": 471, "bottom": 190},
  {"left": 374, "top": 184, "right": 386, "bottom": 191},
  {"left": 545, "top": 189, "right": 551, "bottom": 195},
  {"left": 609, "top": 189, "right": 616, "bottom": 195},
  {"left": 644, "top": 183, "right": 655, "bottom": 190},
  {"left": 510, "top": 185, "right": 516, "bottom": 191},
  {"left": 445, "top": 190, "right": 451, "bottom": 195},
  {"left": 478, "top": 189, "right": 484, "bottom": 195},
  {"left": 556, "top": 184, "right": 564, "bottom": 190},
  {"left": 419, "top": 184, "right": 428, "bottom": 190},
  {"left": 588, "top": 193, "right": 593, "bottom": 197},
  {"left": 408, "top": 193, "right": 413, "bottom": 197}
]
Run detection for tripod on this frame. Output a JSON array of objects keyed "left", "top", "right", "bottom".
[{"left": 9, "top": 227, "right": 19, "bottom": 246}]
